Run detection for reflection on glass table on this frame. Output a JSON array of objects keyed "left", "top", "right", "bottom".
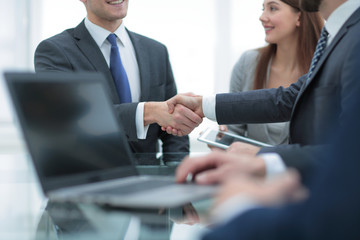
[
  {"left": 133, "top": 152, "right": 189, "bottom": 167},
  {"left": 35, "top": 198, "right": 213, "bottom": 240}
]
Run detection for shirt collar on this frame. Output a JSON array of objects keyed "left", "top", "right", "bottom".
[
  {"left": 84, "top": 17, "right": 128, "bottom": 47},
  {"left": 113, "top": 22, "right": 128, "bottom": 47},
  {"left": 325, "top": 0, "right": 360, "bottom": 45}
]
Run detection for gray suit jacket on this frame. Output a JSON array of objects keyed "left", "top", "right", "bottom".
[
  {"left": 228, "top": 49, "right": 290, "bottom": 145},
  {"left": 215, "top": 8, "right": 360, "bottom": 177},
  {"left": 34, "top": 20, "right": 189, "bottom": 162}
]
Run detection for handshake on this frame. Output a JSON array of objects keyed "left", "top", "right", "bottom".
[{"left": 144, "top": 93, "right": 204, "bottom": 136}]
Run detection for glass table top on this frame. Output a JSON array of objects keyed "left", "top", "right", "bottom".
[{"left": 0, "top": 153, "right": 214, "bottom": 240}]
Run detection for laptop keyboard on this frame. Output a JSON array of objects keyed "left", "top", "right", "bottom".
[{"left": 93, "top": 179, "right": 175, "bottom": 195}]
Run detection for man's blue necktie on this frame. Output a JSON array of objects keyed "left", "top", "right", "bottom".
[
  {"left": 306, "top": 27, "right": 329, "bottom": 85},
  {"left": 107, "top": 33, "right": 132, "bottom": 103}
]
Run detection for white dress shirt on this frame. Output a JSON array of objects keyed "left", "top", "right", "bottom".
[
  {"left": 84, "top": 17, "right": 149, "bottom": 139},
  {"left": 209, "top": 0, "right": 360, "bottom": 223},
  {"left": 325, "top": 0, "right": 360, "bottom": 46}
]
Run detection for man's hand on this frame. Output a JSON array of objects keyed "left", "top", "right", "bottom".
[
  {"left": 162, "top": 93, "right": 205, "bottom": 135},
  {"left": 227, "top": 142, "right": 261, "bottom": 156},
  {"left": 215, "top": 170, "right": 308, "bottom": 209},
  {"left": 167, "top": 93, "right": 204, "bottom": 117},
  {"left": 170, "top": 203, "right": 200, "bottom": 225},
  {"left": 219, "top": 125, "right": 228, "bottom": 132},
  {"left": 176, "top": 151, "right": 267, "bottom": 185},
  {"left": 144, "top": 101, "right": 202, "bottom": 136}
]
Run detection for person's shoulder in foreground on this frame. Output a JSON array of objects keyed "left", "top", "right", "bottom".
[{"left": 202, "top": 1, "right": 360, "bottom": 239}]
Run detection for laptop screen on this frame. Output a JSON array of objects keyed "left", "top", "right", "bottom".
[{"left": 5, "top": 72, "right": 138, "bottom": 192}]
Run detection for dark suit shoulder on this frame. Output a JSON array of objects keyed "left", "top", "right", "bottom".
[{"left": 34, "top": 21, "right": 103, "bottom": 74}]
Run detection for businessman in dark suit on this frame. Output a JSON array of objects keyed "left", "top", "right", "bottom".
[
  {"left": 34, "top": 0, "right": 202, "bottom": 163},
  {"left": 200, "top": 47, "right": 360, "bottom": 240},
  {"left": 170, "top": 0, "right": 360, "bottom": 180},
  {"left": 200, "top": 94, "right": 360, "bottom": 239}
]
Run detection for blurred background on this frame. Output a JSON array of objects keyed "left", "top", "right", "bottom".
[
  {"left": 0, "top": 1, "right": 266, "bottom": 238},
  {"left": 0, "top": 0, "right": 266, "bottom": 153}
]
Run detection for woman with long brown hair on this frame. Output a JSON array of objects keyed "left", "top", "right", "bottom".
[{"left": 221, "top": 0, "right": 323, "bottom": 145}]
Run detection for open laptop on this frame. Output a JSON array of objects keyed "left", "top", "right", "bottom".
[{"left": 4, "top": 72, "right": 216, "bottom": 208}]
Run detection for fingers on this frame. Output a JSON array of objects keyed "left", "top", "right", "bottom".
[
  {"left": 252, "top": 170, "right": 306, "bottom": 206},
  {"left": 163, "top": 94, "right": 204, "bottom": 136},
  {"left": 171, "top": 104, "right": 202, "bottom": 132},
  {"left": 208, "top": 145, "right": 225, "bottom": 152},
  {"left": 167, "top": 97, "right": 176, "bottom": 114},
  {"left": 175, "top": 152, "right": 228, "bottom": 183},
  {"left": 196, "top": 154, "right": 264, "bottom": 184},
  {"left": 166, "top": 95, "right": 185, "bottom": 114},
  {"left": 176, "top": 156, "right": 207, "bottom": 183},
  {"left": 170, "top": 127, "right": 182, "bottom": 137},
  {"left": 181, "top": 204, "right": 200, "bottom": 225},
  {"left": 162, "top": 104, "right": 203, "bottom": 136},
  {"left": 163, "top": 126, "right": 182, "bottom": 136},
  {"left": 212, "top": 169, "right": 306, "bottom": 208},
  {"left": 227, "top": 142, "right": 260, "bottom": 155},
  {"left": 176, "top": 104, "right": 203, "bottom": 125},
  {"left": 213, "top": 174, "right": 251, "bottom": 208},
  {"left": 219, "top": 125, "right": 228, "bottom": 132},
  {"left": 195, "top": 166, "right": 229, "bottom": 185},
  {"left": 166, "top": 94, "right": 204, "bottom": 117}
]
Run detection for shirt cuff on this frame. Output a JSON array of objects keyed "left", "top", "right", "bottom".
[
  {"left": 210, "top": 194, "right": 259, "bottom": 225},
  {"left": 202, "top": 95, "right": 217, "bottom": 121},
  {"left": 136, "top": 102, "right": 149, "bottom": 139},
  {"left": 259, "top": 153, "right": 286, "bottom": 179}
]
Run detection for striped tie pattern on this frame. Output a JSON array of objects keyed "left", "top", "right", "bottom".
[{"left": 306, "top": 28, "right": 328, "bottom": 85}]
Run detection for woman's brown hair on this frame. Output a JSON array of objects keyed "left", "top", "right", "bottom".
[{"left": 253, "top": 0, "right": 324, "bottom": 89}]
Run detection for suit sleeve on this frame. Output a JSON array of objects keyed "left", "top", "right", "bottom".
[
  {"left": 158, "top": 45, "right": 189, "bottom": 162},
  {"left": 216, "top": 75, "right": 305, "bottom": 125}
]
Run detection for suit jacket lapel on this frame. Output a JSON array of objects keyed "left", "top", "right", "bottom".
[
  {"left": 292, "top": 9, "right": 360, "bottom": 114},
  {"left": 127, "top": 30, "right": 151, "bottom": 101},
  {"left": 305, "top": 30, "right": 347, "bottom": 87},
  {"left": 73, "top": 20, "right": 120, "bottom": 103},
  {"left": 293, "top": 29, "right": 345, "bottom": 108},
  {"left": 310, "top": 6, "right": 360, "bottom": 86}
]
